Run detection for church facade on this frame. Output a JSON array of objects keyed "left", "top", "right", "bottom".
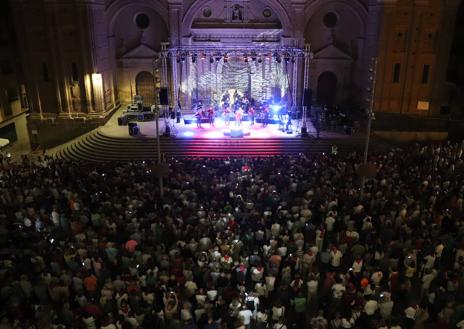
[{"left": 5, "top": 0, "right": 462, "bottom": 146}]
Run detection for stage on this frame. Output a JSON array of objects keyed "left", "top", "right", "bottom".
[{"left": 104, "top": 109, "right": 316, "bottom": 140}]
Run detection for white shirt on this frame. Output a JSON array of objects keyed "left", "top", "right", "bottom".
[
  {"left": 273, "top": 324, "right": 287, "bottom": 329},
  {"left": 405, "top": 306, "right": 417, "bottom": 319},
  {"left": 307, "top": 280, "right": 318, "bottom": 294},
  {"left": 332, "top": 283, "right": 346, "bottom": 299},
  {"left": 239, "top": 309, "right": 253, "bottom": 325},
  {"left": 364, "top": 300, "right": 378, "bottom": 315},
  {"left": 379, "top": 301, "right": 393, "bottom": 319},
  {"left": 422, "top": 270, "right": 437, "bottom": 290},
  {"left": 330, "top": 250, "right": 343, "bottom": 267},
  {"left": 423, "top": 254, "right": 436, "bottom": 269},
  {"left": 352, "top": 259, "right": 363, "bottom": 273},
  {"left": 207, "top": 289, "right": 218, "bottom": 301},
  {"left": 325, "top": 216, "right": 336, "bottom": 231},
  {"left": 272, "top": 306, "right": 285, "bottom": 321}
]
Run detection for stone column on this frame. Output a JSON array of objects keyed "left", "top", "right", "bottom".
[
  {"left": 11, "top": 2, "right": 41, "bottom": 118},
  {"left": 44, "top": 5, "right": 65, "bottom": 115},
  {"left": 167, "top": 0, "right": 182, "bottom": 47}
]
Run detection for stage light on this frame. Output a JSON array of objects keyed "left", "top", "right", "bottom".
[
  {"left": 244, "top": 57, "right": 249, "bottom": 63},
  {"left": 224, "top": 55, "right": 228, "bottom": 63},
  {"left": 201, "top": 53, "right": 206, "bottom": 60},
  {"left": 258, "top": 58, "right": 263, "bottom": 63},
  {"left": 192, "top": 55, "right": 197, "bottom": 63},
  {"left": 92, "top": 73, "right": 102, "bottom": 86},
  {"left": 183, "top": 131, "right": 195, "bottom": 138},
  {"left": 216, "top": 57, "right": 221, "bottom": 62},
  {"left": 210, "top": 57, "right": 214, "bottom": 63},
  {"left": 271, "top": 104, "right": 281, "bottom": 113},
  {"left": 252, "top": 56, "right": 257, "bottom": 61},
  {"left": 177, "top": 58, "right": 181, "bottom": 63},
  {"left": 291, "top": 57, "right": 296, "bottom": 63}
]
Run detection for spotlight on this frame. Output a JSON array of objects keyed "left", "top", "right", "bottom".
[
  {"left": 276, "top": 57, "right": 282, "bottom": 63},
  {"left": 216, "top": 57, "right": 221, "bottom": 62},
  {"left": 181, "top": 57, "right": 185, "bottom": 62},
  {"left": 252, "top": 56, "right": 257, "bottom": 61},
  {"left": 192, "top": 55, "right": 197, "bottom": 63},
  {"left": 176, "top": 58, "right": 180, "bottom": 63},
  {"left": 210, "top": 57, "right": 214, "bottom": 63},
  {"left": 258, "top": 58, "right": 263, "bottom": 63},
  {"left": 201, "top": 53, "right": 206, "bottom": 60},
  {"left": 224, "top": 55, "right": 228, "bottom": 63},
  {"left": 291, "top": 57, "right": 296, "bottom": 63},
  {"left": 271, "top": 104, "right": 281, "bottom": 113},
  {"left": 244, "top": 57, "right": 249, "bottom": 63}
]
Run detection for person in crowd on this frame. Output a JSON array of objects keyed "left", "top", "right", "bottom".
[{"left": 1, "top": 141, "right": 464, "bottom": 328}]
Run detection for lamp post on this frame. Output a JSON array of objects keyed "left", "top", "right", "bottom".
[
  {"left": 360, "top": 58, "right": 377, "bottom": 198},
  {"left": 151, "top": 105, "right": 164, "bottom": 197}
]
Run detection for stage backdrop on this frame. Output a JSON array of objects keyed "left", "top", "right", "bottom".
[{"left": 184, "top": 56, "right": 289, "bottom": 105}]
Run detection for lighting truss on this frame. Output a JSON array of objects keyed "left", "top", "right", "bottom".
[{"left": 154, "top": 45, "right": 307, "bottom": 60}]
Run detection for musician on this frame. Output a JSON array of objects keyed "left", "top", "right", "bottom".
[
  {"left": 248, "top": 107, "right": 256, "bottom": 126},
  {"left": 286, "top": 112, "right": 292, "bottom": 131},
  {"left": 207, "top": 107, "right": 214, "bottom": 126},
  {"left": 235, "top": 107, "right": 244, "bottom": 127},
  {"left": 195, "top": 109, "right": 203, "bottom": 128},
  {"left": 262, "top": 106, "right": 269, "bottom": 127},
  {"left": 222, "top": 94, "right": 230, "bottom": 108},
  {"left": 233, "top": 90, "right": 240, "bottom": 103},
  {"left": 223, "top": 105, "right": 231, "bottom": 126}
]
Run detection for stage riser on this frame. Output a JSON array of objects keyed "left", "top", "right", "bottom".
[
  {"left": 52, "top": 129, "right": 375, "bottom": 162},
  {"left": 183, "top": 117, "right": 282, "bottom": 125}
]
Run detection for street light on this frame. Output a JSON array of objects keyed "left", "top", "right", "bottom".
[
  {"left": 151, "top": 105, "right": 164, "bottom": 197},
  {"left": 360, "top": 58, "right": 378, "bottom": 198}
]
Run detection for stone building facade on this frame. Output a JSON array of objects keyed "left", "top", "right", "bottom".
[{"left": 4, "top": 0, "right": 462, "bottom": 147}]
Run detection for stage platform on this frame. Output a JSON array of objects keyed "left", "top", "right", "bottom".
[
  {"left": 48, "top": 108, "right": 368, "bottom": 162},
  {"left": 104, "top": 114, "right": 311, "bottom": 139}
]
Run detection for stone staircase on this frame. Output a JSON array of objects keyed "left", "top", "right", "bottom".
[{"left": 50, "top": 128, "right": 377, "bottom": 162}]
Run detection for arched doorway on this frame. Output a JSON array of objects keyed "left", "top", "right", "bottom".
[
  {"left": 135, "top": 71, "right": 155, "bottom": 105},
  {"left": 317, "top": 71, "right": 337, "bottom": 105}
]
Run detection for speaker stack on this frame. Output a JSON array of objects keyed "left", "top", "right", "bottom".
[
  {"left": 128, "top": 122, "right": 139, "bottom": 136},
  {"left": 118, "top": 116, "right": 128, "bottom": 126}
]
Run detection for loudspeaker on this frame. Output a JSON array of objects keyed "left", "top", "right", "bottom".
[
  {"left": 230, "top": 128, "right": 244, "bottom": 138},
  {"left": 128, "top": 122, "right": 139, "bottom": 136},
  {"left": 159, "top": 88, "right": 169, "bottom": 106},
  {"left": 301, "top": 127, "right": 308, "bottom": 137},
  {"left": 164, "top": 125, "right": 171, "bottom": 137},
  {"left": 440, "top": 106, "right": 450, "bottom": 115},
  {"left": 176, "top": 110, "right": 181, "bottom": 123},
  {"left": 303, "top": 89, "right": 312, "bottom": 107},
  {"left": 117, "top": 116, "right": 127, "bottom": 126}
]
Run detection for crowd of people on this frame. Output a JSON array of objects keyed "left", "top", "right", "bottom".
[{"left": 1, "top": 142, "right": 464, "bottom": 329}]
